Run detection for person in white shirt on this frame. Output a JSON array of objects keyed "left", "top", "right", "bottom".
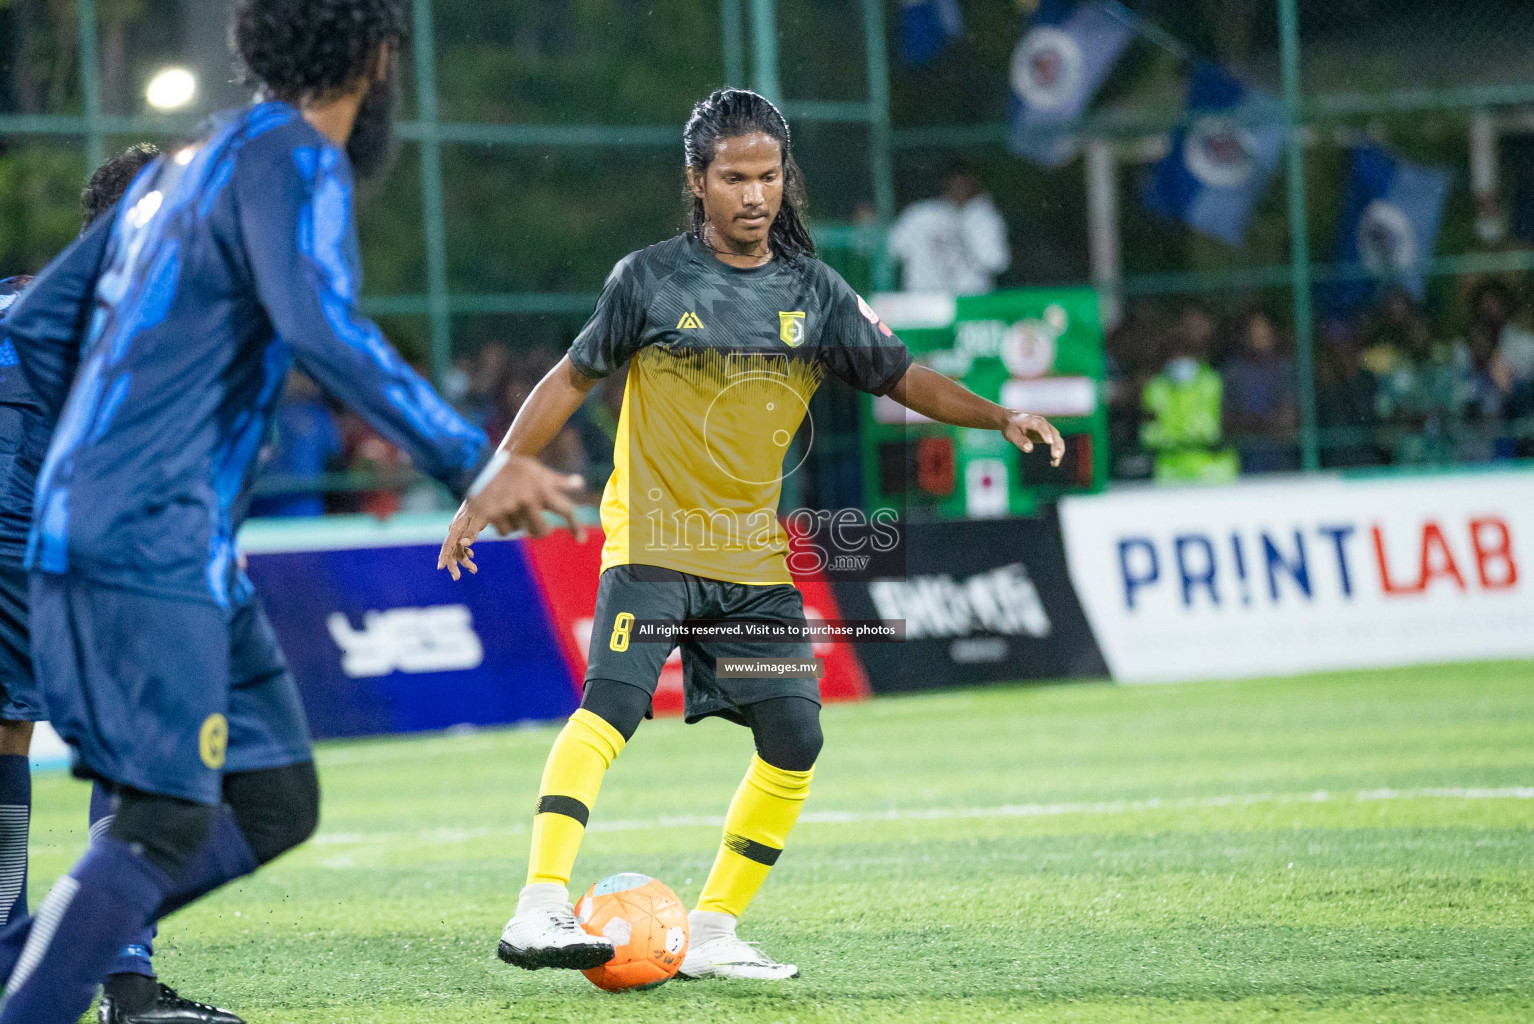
[
  {"left": 887, "top": 162, "right": 1010, "bottom": 294},
  {"left": 1471, "top": 280, "right": 1534, "bottom": 413}
]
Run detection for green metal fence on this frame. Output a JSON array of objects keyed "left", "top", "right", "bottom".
[
  {"left": 887, "top": 3, "right": 1534, "bottom": 478},
  {"left": 4, "top": 0, "right": 1534, "bottom": 492},
  {"left": 0, "top": 0, "right": 897, "bottom": 382}
]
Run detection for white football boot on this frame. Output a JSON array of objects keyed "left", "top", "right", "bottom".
[
  {"left": 497, "top": 883, "right": 615, "bottom": 971},
  {"left": 678, "top": 910, "right": 800, "bottom": 981}
]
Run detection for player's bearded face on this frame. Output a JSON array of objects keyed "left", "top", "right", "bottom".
[
  {"left": 347, "top": 62, "right": 399, "bottom": 182},
  {"left": 694, "top": 133, "right": 784, "bottom": 253}
]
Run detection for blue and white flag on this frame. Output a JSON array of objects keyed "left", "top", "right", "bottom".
[
  {"left": 1007, "top": 0, "right": 1136, "bottom": 167},
  {"left": 900, "top": 0, "right": 963, "bottom": 67},
  {"left": 1334, "top": 144, "right": 1453, "bottom": 301},
  {"left": 1143, "top": 62, "right": 1284, "bottom": 246}
]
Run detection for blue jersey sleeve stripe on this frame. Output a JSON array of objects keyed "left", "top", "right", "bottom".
[
  {"left": 89, "top": 373, "right": 131, "bottom": 445},
  {"left": 204, "top": 341, "right": 292, "bottom": 606},
  {"left": 283, "top": 144, "right": 488, "bottom": 479},
  {"left": 109, "top": 240, "right": 181, "bottom": 364}
]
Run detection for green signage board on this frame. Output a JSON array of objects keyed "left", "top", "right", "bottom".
[{"left": 863, "top": 288, "right": 1108, "bottom": 519}]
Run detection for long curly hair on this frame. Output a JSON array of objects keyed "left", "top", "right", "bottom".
[
  {"left": 684, "top": 89, "right": 815, "bottom": 261},
  {"left": 81, "top": 143, "right": 160, "bottom": 230},
  {"left": 233, "top": 0, "right": 406, "bottom": 103}
]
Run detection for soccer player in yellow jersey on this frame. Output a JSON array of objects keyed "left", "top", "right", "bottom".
[{"left": 439, "top": 89, "right": 1063, "bottom": 980}]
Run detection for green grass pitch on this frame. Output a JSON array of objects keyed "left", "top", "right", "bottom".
[{"left": 28, "top": 660, "right": 1534, "bottom": 1022}]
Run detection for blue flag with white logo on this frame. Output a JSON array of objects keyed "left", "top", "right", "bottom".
[
  {"left": 900, "top": 0, "right": 963, "bottom": 67},
  {"left": 1333, "top": 144, "right": 1452, "bottom": 302},
  {"left": 1143, "top": 62, "right": 1284, "bottom": 246},
  {"left": 1007, "top": 0, "right": 1136, "bottom": 167}
]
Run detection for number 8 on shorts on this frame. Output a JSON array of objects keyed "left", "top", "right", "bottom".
[{"left": 609, "top": 612, "right": 635, "bottom": 653}]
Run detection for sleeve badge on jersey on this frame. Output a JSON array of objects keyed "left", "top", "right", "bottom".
[
  {"left": 856, "top": 294, "right": 879, "bottom": 323},
  {"left": 856, "top": 294, "right": 894, "bottom": 337},
  {"left": 779, "top": 310, "right": 807, "bottom": 347}
]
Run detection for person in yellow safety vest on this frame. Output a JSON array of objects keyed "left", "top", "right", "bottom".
[{"left": 1140, "top": 307, "right": 1239, "bottom": 483}]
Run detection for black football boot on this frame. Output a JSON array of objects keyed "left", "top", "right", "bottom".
[{"left": 98, "top": 976, "right": 244, "bottom": 1024}]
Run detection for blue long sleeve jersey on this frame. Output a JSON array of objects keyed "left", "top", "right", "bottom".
[
  {"left": 8, "top": 102, "right": 489, "bottom": 606},
  {"left": 0, "top": 274, "right": 44, "bottom": 565}
]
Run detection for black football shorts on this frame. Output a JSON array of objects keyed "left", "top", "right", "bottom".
[{"left": 583, "top": 564, "right": 821, "bottom": 725}]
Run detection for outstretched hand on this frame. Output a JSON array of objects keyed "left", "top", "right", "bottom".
[
  {"left": 1002, "top": 411, "right": 1066, "bottom": 467},
  {"left": 438, "top": 454, "right": 587, "bottom": 581}
]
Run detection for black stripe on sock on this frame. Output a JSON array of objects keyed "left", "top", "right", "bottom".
[
  {"left": 535, "top": 795, "right": 590, "bottom": 826},
  {"left": 723, "top": 832, "right": 782, "bottom": 866}
]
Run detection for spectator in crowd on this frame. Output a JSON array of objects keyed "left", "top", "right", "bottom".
[
  {"left": 1220, "top": 310, "right": 1298, "bottom": 474},
  {"left": 1140, "top": 305, "right": 1238, "bottom": 483},
  {"left": 249, "top": 372, "right": 342, "bottom": 518},
  {"left": 458, "top": 340, "right": 513, "bottom": 430},
  {"left": 1468, "top": 280, "right": 1534, "bottom": 418},
  {"left": 249, "top": 338, "right": 628, "bottom": 517},
  {"left": 573, "top": 369, "right": 626, "bottom": 490},
  {"left": 1433, "top": 280, "right": 1530, "bottom": 461},
  {"left": 542, "top": 421, "right": 590, "bottom": 481},
  {"left": 1359, "top": 288, "right": 1427, "bottom": 426},
  {"left": 1315, "top": 319, "right": 1380, "bottom": 468},
  {"left": 887, "top": 161, "right": 1009, "bottom": 294},
  {"left": 485, "top": 373, "right": 533, "bottom": 444},
  {"left": 477, "top": 346, "right": 598, "bottom": 498},
  {"left": 1111, "top": 273, "right": 1534, "bottom": 480},
  {"left": 339, "top": 412, "right": 408, "bottom": 519},
  {"left": 1103, "top": 308, "right": 1161, "bottom": 480},
  {"left": 1354, "top": 288, "right": 1458, "bottom": 464},
  {"left": 442, "top": 352, "right": 475, "bottom": 410}
]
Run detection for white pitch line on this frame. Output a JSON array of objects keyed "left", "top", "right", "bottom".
[{"left": 308, "top": 785, "right": 1534, "bottom": 857}]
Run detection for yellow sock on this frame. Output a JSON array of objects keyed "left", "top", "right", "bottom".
[
  {"left": 526, "top": 709, "right": 626, "bottom": 886},
  {"left": 696, "top": 754, "right": 814, "bottom": 917}
]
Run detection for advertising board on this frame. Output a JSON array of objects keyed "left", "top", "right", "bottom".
[
  {"left": 833, "top": 515, "right": 1106, "bottom": 691},
  {"left": 240, "top": 515, "right": 868, "bottom": 738},
  {"left": 1060, "top": 471, "right": 1534, "bottom": 682},
  {"left": 243, "top": 517, "right": 579, "bottom": 739},
  {"left": 864, "top": 288, "right": 1108, "bottom": 519}
]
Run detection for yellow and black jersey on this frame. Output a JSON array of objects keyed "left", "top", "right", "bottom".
[{"left": 569, "top": 234, "right": 911, "bottom": 585}]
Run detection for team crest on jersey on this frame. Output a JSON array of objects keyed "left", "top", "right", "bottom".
[
  {"left": 779, "top": 311, "right": 806, "bottom": 347},
  {"left": 199, "top": 713, "right": 228, "bottom": 770},
  {"left": 677, "top": 311, "right": 705, "bottom": 330}
]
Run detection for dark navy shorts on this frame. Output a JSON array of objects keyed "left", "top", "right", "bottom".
[
  {"left": 0, "top": 561, "right": 44, "bottom": 723},
  {"left": 29, "top": 575, "right": 313, "bottom": 804},
  {"left": 584, "top": 564, "right": 820, "bottom": 726}
]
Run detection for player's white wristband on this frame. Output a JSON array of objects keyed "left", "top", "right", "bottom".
[{"left": 467, "top": 449, "right": 510, "bottom": 500}]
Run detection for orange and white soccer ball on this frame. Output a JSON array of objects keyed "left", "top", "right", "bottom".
[{"left": 576, "top": 873, "right": 689, "bottom": 991}]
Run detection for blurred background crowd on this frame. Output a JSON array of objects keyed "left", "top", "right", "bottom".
[
  {"left": 249, "top": 348, "right": 624, "bottom": 518},
  {"left": 1106, "top": 275, "right": 1534, "bottom": 483},
  {"left": 9, "top": 0, "right": 1534, "bottom": 516},
  {"left": 254, "top": 262, "right": 1534, "bottom": 517}
]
